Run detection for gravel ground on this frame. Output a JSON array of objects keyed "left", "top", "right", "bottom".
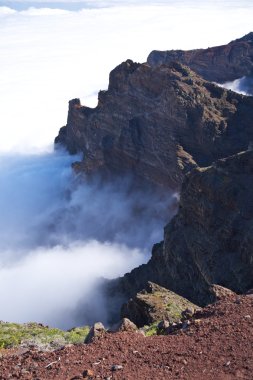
[{"left": 0, "top": 294, "right": 252, "bottom": 380}]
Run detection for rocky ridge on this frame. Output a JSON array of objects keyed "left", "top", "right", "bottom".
[
  {"left": 108, "top": 150, "right": 253, "bottom": 307},
  {"left": 148, "top": 32, "right": 253, "bottom": 82},
  {"left": 55, "top": 33, "right": 253, "bottom": 316},
  {"left": 55, "top": 55, "right": 253, "bottom": 189}
]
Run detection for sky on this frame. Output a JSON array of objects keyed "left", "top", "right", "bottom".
[{"left": 0, "top": 0, "right": 252, "bottom": 328}]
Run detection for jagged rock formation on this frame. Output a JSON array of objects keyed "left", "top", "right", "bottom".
[
  {"left": 108, "top": 150, "right": 253, "bottom": 307},
  {"left": 55, "top": 33, "right": 253, "bottom": 318},
  {"left": 148, "top": 32, "right": 253, "bottom": 83},
  {"left": 55, "top": 59, "right": 253, "bottom": 189},
  {"left": 121, "top": 282, "right": 198, "bottom": 327}
]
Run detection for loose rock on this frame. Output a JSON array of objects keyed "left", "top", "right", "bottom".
[{"left": 85, "top": 323, "right": 106, "bottom": 344}]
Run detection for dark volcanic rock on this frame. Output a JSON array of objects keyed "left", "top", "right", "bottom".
[
  {"left": 110, "top": 318, "right": 138, "bottom": 333},
  {"left": 55, "top": 59, "right": 253, "bottom": 189},
  {"left": 109, "top": 150, "right": 253, "bottom": 307},
  {"left": 148, "top": 32, "right": 253, "bottom": 83},
  {"left": 84, "top": 322, "right": 106, "bottom": 344}
]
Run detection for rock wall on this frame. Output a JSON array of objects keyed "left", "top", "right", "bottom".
[
  {"left": 55, "top": 59, "right": 253, "bottom": 189},
  {"left": 109, "top": 151, "right": 253, "bottom": 306},
  {"left": 55, "top": 34, "right": 253, "bottom": 315},
  {"left": 148, "top": 32, "right": 253, "bottom": 83}
]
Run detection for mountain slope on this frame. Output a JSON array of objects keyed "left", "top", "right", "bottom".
[
  {"left": 148, "top": 32, "right": 253, "bottom": 83},
  {"left": 109, "top": 150, "right": 253, "bottom": 306},
  {"left": 55, "top": 59, "right": 253, "bottom": 189}
]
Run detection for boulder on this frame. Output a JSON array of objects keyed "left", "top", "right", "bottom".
[
  {"left": 121, "top": 282, "right": 198, "bottom": 327},
  {"left": 110, "top": 318, "right": 138, "bottom": 333},
  {"left": 209, "top": 284, "right": 236, "bottom": 302},
  {"left": 84, "top": 322, "right": 106, "bottom": 344}
]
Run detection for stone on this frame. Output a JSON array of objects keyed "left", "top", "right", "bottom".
[
  {"left": 111, "top": 365, "right": 123, "bottom": 371},
  {"left": 121, "top": 282, "right": 198, "bottom": 327},
  {"left": 157, "top": 320, "right": 170, "bottom": 331},
  {"left": 110, "top": 318, "right": 138, "bottom": 333},
  {"left": 181, "top": 307, "right": 195, "bottom": 320},
  {"left": 209, "top": 285, "right": 236, "bottom": 302},
  {"left": 82, "top": 369, "right": 94, "bottom": 378},
  {"left": 84, "top": 323, "right": 106, "bottom": 344}
]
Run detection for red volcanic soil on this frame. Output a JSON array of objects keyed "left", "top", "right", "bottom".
[{"left": 0, "top": 294, "right": 252, "bottom": 380}]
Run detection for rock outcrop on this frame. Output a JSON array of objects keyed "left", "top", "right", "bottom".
[
  {"left": 55, "top": 59, "right": 253, "bottom": 189},
  {"left": 121, "top": 282, "right": 198, "bottom": 327},
  {"left": 110, "top": 318, "right": 138, "bottom": 333},
  {"left": 148, "top": 32, "right": 253, "bottom": 83},
  {"left": 55, "top": 34, "right": 253, "bottom": 319},
  {"left": 108, "top": 150, "right": 253, "bottom": 307},
  {"left": 84, "top": 322, "right": 106, "bottom": 344}
]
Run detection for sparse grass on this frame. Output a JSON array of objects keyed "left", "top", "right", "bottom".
[
  {"left": 165, "top": 302, "right": 182, "bottom": 321},
  {"left": 0, "top": 322, "right": 90, "bottom": 350},
  {"left": 143, "top": 323, "right": 159, "bottom": 337}
]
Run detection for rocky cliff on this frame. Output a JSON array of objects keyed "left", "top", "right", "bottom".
[
  {"left": 108, "top": 150, "right": 253, "bottom": 307},
  {"left": 148, "top": 32, "right": 253, "bottom": 83},
  {"left": 55, "top": 34, "right": 253, "bottom": 318},
  {"left": 55, "top": 59, "right": 253, "bottom": 189}
]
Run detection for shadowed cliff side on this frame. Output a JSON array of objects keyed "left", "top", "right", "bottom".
[
  {"left": 55, "top": 59, "right": 253, "bottom": 189},
  {"left": 148, "top": 32, "right": 253, "bottom": 83},
  {"left": 107, "top": 150, "right": 253, "bottom": 309}
]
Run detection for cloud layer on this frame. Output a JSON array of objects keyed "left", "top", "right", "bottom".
[
  {"left": 0, "top": 1, "right": 253, "bottom": 152},
  {"left": 0, "top": 151, "right": 176, "bottom": 327}
]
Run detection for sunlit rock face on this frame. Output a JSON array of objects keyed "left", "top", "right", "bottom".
[
  {"left": 109, "top": 150, "right": 253, "bottom": 307},
  {"left": 55, "top": 59, "right": 253, "bottom": 190},
  {"left": 148, "top": 32, "right": 253, "bottom": 83}
]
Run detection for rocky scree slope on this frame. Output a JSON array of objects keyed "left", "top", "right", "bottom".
[
  {"left": 0, "top": 294, "right": 252, "bottom": 380},
  {"left": 108, "top": 150, "right": 253, "bottom": 307},
  {"left": 148, "top": 32, "right": 253, "bottom": 83},
  {"left": 55, "top": 59, "right": 253, "bottom": 189}
]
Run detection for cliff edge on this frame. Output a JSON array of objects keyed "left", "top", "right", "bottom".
[
  {"left": 55, "top": 59, "right": 253, "bottom": 189},
  {"left": 109, "top": 150, "right": 253, "bottom": 306},
  {"left": 148, "top": 32, "right": 253, "bottom": 83}
]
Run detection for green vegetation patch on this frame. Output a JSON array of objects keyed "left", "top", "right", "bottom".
[
  {"left": 165, "top": 302, "right": 183, "bottom": 320},
  {"left": 0, "top": 322, "right": 90, "bottom": 350},
  {"left": 143, "top": 322, "right": 159, "bottom": 337}
]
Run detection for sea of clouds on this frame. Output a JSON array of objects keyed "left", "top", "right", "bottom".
[{"left": 0, "top": 0, "right": 253, "bottom": 328}]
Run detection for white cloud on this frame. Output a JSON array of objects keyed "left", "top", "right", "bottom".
[
  {"left": 0, "top": 151, "right": 175, "bottom": 327},
  {"left": 222, "top": 77, "right": 253, "bottom": 96},
  {"left": 0, "top": 2, "right": 252, "bottom": 152},
  {"left": 0, "top": 240, "right": 144, "bottom": 328}
]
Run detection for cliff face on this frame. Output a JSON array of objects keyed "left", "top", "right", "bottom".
[
  {"left": 55, "top": 60, "right": 253, "bottom": 189},
  {"left": 110, "top": 150, "right": 253, "bottom": 306},
  {"left": 148, "top": 32, "right": 253, "bottom": 83},
  {"left": 55, "top": 34, "right": 253, "bottom": 314}
]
